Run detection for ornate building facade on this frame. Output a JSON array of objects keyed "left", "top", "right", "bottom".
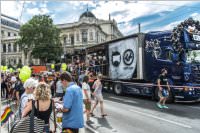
[
  {"left": 56, "top": 11, "right": 123, "bottom": 61},
  {"left": 1, "top": 14, "right": 22, "bottom": 67},
  {"left": 1, "top": 11, "right": 123, "bottom": 66},
  {"left": 1, "top": 14, "right": 40, "bottom": 66}
]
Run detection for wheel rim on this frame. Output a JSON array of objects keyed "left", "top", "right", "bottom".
[{"left": 115, "top": 84, "right": 122, "bottom": 94}]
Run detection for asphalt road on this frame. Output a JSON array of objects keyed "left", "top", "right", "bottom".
[{"left": 87, "top": 92, "right": 200, "bottom": 133}]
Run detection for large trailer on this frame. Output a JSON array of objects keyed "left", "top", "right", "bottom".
[{"left": 86, "top": 19, "right": 200, "bottom": 102}]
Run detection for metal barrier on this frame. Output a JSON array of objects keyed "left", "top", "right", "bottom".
[{"left": 102, "top": 79, "right": 200, "bottom": 89}]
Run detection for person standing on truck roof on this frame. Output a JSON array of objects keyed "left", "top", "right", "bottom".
[{"left": 157, "top": 68, "right": 171, "bottom": 109}]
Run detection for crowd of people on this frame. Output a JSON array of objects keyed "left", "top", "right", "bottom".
[
  {"left": 1, "top": 67, "right": 107, "bottom": 133},
  {"left": 66, "top": 55, "right": 107, "bottom": 79}
]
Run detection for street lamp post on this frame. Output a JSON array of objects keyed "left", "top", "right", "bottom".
[
  {"left": 24, "top": 45, "right": 28, "bottom": 65},
  {"left": 64, "top": 42, "right": 67, "bottom": 63}
]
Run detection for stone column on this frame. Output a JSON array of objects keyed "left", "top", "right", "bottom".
[
  {"left": 17, "top": 44, "right": 19, "bottom": 52},
  {"left": 6, "top": 43, "right": 8, "bottom": 53},
  {"left": 11, "top": 43, "right": 13, "bottom": 52}
]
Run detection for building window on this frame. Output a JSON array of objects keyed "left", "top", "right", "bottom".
[
  {"left": 82, "top": 30, "right": 88, "bottom": 43},
  {"left": 1, "top": 30, "right": 4, "bottom": 36},
  {"left": 14, "top": 33, "right": 16, "bottom": 36},
  {"left": 96, "top": 32, "right": 99, "bottom": 43},
  {"left": 64, "top": 37, "right": 66, "bottom": 44},
  {"left": 3, "top": 44, "right": 6, "bottom": 53},
  {"left": 14, "top": 59, "right": 16, "bottom": 65},
  {"left": 19, "top": 59, "right": 22, "bottom": 63},
  {"left": 76, "top": 33, "right": 79, "bottom": 41},
  {"left": 13, "top": 44, "right": 17, "bottom": 52},
  {"left": 8, "top": 44, "right": 11, "bottom": 52},
  {"left": 70, "top": 34, "right": 74, "bottom": 45},
  {"left": 8, "top": 32, "right": 11, "bottom": 37},
  {"left": 18, "top": 45, "right": 21, "bottom": 52},
  {"left": 89, "top": 31, "right": 93, "bottom": 40}
]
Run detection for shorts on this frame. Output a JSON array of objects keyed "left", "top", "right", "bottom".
[
  {"left": 62, "top": 128, "right": 79, "bottom": 133},
  {"left": 83, "top": 100, "right": 91, "bottom": 110},
  {"left": 158, "top": 88, "right": 169, "bottom": 98},
  {"left": 95, "top": 94, "right": 103, "bottom": 102},
  {"left": 56, "top": 93, "right": 63, "bottom": 97}
]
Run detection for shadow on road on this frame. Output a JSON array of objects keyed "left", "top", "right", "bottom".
[
  {"left": 96, "top": 117, "right": 113, "bottom": 130},
  {"left": 88, "top": 116, "right": 114, "bottom": 132}
]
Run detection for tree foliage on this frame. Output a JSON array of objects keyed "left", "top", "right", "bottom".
[{"left": 17, "top": 15, "right": 62, "bottom": 64}]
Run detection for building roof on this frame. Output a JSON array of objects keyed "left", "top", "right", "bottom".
[
  {"left": 1, "top": 14, "right": 20, "bottom": 29},
  {"left": 79, "top": 11, "right": 96, "bottom": 20}
]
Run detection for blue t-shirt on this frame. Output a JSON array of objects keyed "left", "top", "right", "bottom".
[{"left": 62, "top": 82, "right": 84, "bottom": 129}]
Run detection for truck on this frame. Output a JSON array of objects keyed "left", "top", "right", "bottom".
[{"left": 86, "top": 18, "right": 200, "bottom": 102}]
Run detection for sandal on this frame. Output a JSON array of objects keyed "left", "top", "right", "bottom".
[
  {"left": 101, "top": 114, "right": 107, "bottom": 118},
  {"left": 90, "top": 113, "right": 95, "bottom": 117}
]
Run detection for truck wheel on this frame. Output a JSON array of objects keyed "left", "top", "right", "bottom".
[
  {"left": 154, "top": 87, "right": 174, "bottom": 103},
  {"left": 114, "top": 83, "right": 123, "bottom": 95}
]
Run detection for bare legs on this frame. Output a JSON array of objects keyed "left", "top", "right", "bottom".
[{"left": 90, "top": 101, "right": 107, "bottom": 117}]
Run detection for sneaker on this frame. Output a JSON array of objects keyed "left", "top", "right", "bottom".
[
  {"left": 156, "top": 103, "right": 163, "bottom": 109},
  {"left": 162, "top": 105, "right": 169, "bottom": 109},
  {"left": 101, "top": 114, "right": 108, "bottom": 118}
]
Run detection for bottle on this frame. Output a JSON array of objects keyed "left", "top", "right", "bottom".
[{"left": 57, "top": 112, "right": 62, "bottom": 123}]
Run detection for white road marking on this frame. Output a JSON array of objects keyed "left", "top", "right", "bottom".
[
  {"left": 129, "top": 109, "right": 192, "bottom": 129},
  {"left": 85, "top": 124, "right": 100, "bottom": 133},
  {"left": 109, "top": 96, "right": 138, "bottom": 104},
  {"left": 109, "top": 96, "right": 124, "bottom": 100},
  {"left": 189, "top": 106, "right": 200, "bottom": 110},
  {"left": 124, "top": 100, "right": 138, "bottom": 104}
]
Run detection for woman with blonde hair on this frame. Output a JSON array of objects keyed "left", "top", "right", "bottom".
[{"left": 22, "top": 82, "right": 53, "bottom": 133}]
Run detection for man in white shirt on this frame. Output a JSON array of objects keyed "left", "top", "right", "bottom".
[
  {"left": 56, "top": 78, "right": 64, "bottom": 97},
  {"left": 82, "top": 75, "right": 91, "bottom": 123}
]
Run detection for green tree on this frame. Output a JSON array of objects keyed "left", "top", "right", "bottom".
[{"left": 17, "top": 15, "right": 62, "bottom": 65}]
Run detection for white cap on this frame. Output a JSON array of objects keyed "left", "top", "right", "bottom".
[{"left": 23, "top": 78, "right": 38, "bottom": 89}]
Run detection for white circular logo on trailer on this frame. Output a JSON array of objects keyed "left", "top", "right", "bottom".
[
  {"left": 123, "top": 49, "right": 134, "bottom": 65},
  {"left": 112, "top": 51, "right": 121, "bottom": 67}
]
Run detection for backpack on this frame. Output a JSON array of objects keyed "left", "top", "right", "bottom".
[{"left": 14, "top": 82, "right": 25, "bottom": 99}]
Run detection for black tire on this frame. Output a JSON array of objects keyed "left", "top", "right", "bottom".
[
  {"left": 154, "top": 87, "right": 174, "bottom": 103},
  {"left": 113, "top": 83, "right": 123, "bottom": 95}
]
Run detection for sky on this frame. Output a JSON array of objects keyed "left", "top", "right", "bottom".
[{"left": 1, "top": 0, "right": 200, "bottom": 36}]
